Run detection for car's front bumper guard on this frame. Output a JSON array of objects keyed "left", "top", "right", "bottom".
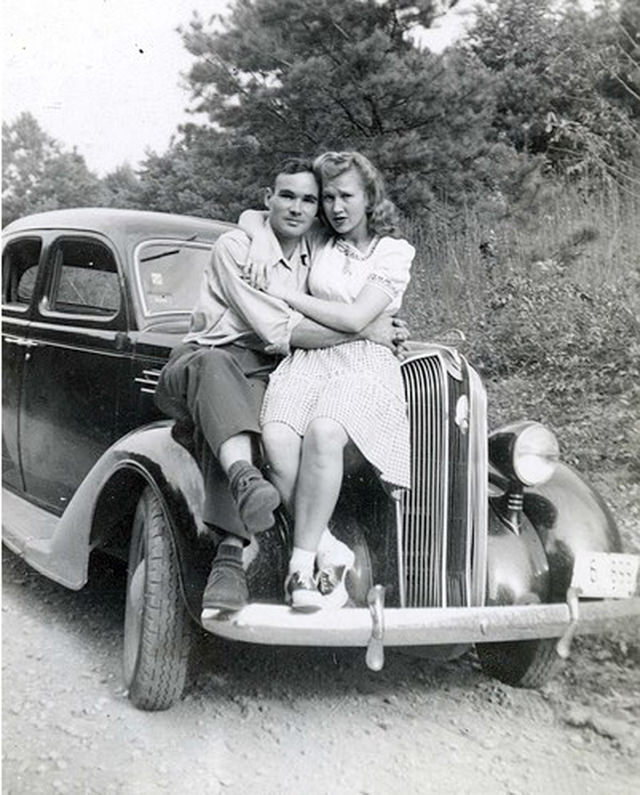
[{"left": 202, "top": 587, "right": 640, "bottom": 670}]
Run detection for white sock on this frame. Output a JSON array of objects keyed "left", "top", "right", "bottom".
[
  {"left": 289, "top": 547, "right": 316, "bottom": 578},
  {"left": 318, "top": 527, "right": 338, "bottom": 554}
]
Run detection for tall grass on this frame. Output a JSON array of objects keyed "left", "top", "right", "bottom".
[{"left": 402, "top": 182, "right": 640, "bottom": 476}]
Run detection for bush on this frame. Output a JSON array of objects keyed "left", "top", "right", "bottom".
[{"left": 403, "top": 181, "right": 640, "bottom": 475}]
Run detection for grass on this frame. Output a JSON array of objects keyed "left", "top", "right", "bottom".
[{"left": 402, "top": 180, "right": 640, "bottom": 481}]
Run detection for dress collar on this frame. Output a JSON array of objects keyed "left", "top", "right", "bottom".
[{"left": 335, "top": 236, "right": 380, "bottom": 260}]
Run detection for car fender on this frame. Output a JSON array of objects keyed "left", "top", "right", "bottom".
[
  {"left": 31, "top": 421, "right": 212, "bottom": 620},
  {"left": 486, "top": 504, "right": 551, "bottom": 606},
  {"left": 523, "top": 462, "right": 622, "bottom": 600}
]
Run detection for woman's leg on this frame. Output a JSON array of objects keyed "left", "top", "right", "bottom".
[
  {"left": 261, "top": 421, "right": 302, "bottom": 513},
  {"left": 293, "top": 417, "right": 349, "bottom": 554}
]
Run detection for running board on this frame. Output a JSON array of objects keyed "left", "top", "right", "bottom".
[{"left": 2, "top": 488, "right": 83, "bottom": 589}]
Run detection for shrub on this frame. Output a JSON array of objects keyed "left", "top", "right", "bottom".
[{"left": 403, "top": 180, "right": 640, "bottom": 475}]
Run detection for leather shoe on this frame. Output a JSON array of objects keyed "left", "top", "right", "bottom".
[
  {"left": 201, "top": 545, "right": 248, "bottom": 615},
  {"left": 228, "top": 461, "right": 280, "bottom": 532}
]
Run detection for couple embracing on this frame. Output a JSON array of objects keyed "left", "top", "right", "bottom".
[{"left": 155, "top": 151, "right": 415, "bottom": 617}]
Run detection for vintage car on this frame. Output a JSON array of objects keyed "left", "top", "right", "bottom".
[{"left": 3, "top": 208, "right": 639, "bottom": 711}]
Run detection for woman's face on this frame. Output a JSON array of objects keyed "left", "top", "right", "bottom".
[{"left": 321, "top": 167, "right": 369, "bottom": 241}]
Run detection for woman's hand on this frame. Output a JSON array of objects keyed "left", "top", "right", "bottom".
[
  {"left": 237, "top": 209, "right": 272, "bottom": 289},
  {"left": 241, "top": 260, "right": 271, "bottom": 291}
]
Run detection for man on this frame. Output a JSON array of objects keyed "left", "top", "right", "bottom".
[{"left": 155, "top": 158, "right": 404, "bottom": 615}]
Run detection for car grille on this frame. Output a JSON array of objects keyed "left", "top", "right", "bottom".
[{"left": 399, "top": 351, "right": 486, "bottom": 608}]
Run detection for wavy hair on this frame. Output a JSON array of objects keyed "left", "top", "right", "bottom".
[
  {"left": 313, "top": 151, "right": 401, "bottom": 237},
  {"left": 273, "top": 157, "right": 315, "bottom": 180}
]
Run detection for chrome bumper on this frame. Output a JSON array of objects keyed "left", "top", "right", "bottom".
[{"left": 202, "top": 592, "right": 640, "bottom": 649}]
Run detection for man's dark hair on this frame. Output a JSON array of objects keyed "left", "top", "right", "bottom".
[{"left": 272, "top": 157, "right": 315, "bottom": 185}]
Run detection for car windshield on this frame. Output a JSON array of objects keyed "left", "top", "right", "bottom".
[{"left": 135, "top": 241, "right": 212, "bottom": 317}]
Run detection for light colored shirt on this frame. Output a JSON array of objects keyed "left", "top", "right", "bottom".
[
  {"left": 308, "top": 236, "right": 414, "bottom": 311},
  {"left": 184, "top": 219, "right": 309, "bottom": 356},
  {"left": 245, "top": 217, "right": 413, "bottom": 312}
]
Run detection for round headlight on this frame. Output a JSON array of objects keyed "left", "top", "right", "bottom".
[
  {"left": 512, "top": 424, "right": 559, "bottom": 485},
  {"left": 489, "top": 422, "right": 560, "bottom": 487}
]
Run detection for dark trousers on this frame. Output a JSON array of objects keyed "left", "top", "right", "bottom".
[{"left": 155, "top": 342, "right": 277, "bottom": 540}]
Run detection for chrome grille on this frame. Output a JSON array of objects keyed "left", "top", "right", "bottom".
[
  {"left": 399, "top": 351, "right": 483, "bottom": 608},
  {"left": 399, "top": 354, "right": 449, "bottom": 607}
]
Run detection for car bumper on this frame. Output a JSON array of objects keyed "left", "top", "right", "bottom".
[{"left": 202, "top": 593, "right": 640, "bottom": 647}]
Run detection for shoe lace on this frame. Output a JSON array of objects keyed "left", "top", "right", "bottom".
[{"left": 317, "top": 568, "right": 337, "bottom": 596}]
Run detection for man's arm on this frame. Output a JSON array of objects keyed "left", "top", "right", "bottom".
[
  {"left": 290, "top": 313, "right": 407, "bottom": 352},
  {"left": 211, "top": 233, "right": 303, "bottom": 355}
]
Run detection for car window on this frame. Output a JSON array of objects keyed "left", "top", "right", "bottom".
[
  {"left": 135, "top": 242, "right": 212, "bottom": 316},
  {"left": 2, "top": 237, "right": 43, "bottom": 309},
  {"left": 44, "top": 238, "right": 121, "bottom": 317}
]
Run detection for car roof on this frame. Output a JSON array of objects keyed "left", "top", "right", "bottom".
[{"left": 3, "top": 207, "right": 235, "bottom": 244}]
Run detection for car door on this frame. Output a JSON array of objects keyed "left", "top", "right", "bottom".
[
  {"left": 18, "top": 232, "right": 131, "bottom": 513},
  {"left": 2, "top": 235, "right": 43, "bottom": 493}
]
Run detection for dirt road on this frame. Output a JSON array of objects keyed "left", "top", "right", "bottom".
[{"left": 3, "top": 537, "right": 639, "bottom": 795}]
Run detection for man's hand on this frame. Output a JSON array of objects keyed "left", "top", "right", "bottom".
[
  {"left": 391, "top": 317, "right": 411, "bottom": 359},
  {"left": 360, "top": 314, "right": 411, "bottom": 358}
]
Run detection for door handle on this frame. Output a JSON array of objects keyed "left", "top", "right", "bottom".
[{"left": 3, "top": 336, "right": 40, "bottom": 347}]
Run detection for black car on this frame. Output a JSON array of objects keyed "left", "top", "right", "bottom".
[{"left": 3, "top": 208, "right": 639, "bottom": 711}]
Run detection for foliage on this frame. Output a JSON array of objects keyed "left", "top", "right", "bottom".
[
  {"left": 101, "top": 164, "right": 143, "bottom": 210},
  {"left": 465, "top": 0, "right": 640, "bottom": 187},
  {"left": 5, "top": 2, "right": 639, "bottom": 225},
  {"left": 134, "top": 126, "right": 265, "bottom": 221},
  {"left": 2, "top": 113, "right": 107, "bottom": 225},
  {"left": 404, "top": 178, "right": 640, "bottom": 474},
  {"left": 174, "top": 0, "right": 499, "bottom": 218}
]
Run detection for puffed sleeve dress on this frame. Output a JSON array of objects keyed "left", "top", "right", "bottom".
[{"left": 260, "top": 235, "right": 415, "bottom": 493}]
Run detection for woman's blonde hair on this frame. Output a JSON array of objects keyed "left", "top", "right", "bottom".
[{"left": 313, "top": 151, "right": 401, "bottom": 237}]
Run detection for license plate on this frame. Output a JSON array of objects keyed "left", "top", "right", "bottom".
[{"left": 571, "top": 552, "right": 640, "bottom": 599}]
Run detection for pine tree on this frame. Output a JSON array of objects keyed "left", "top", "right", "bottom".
[{"left": 169, "top": 0, "right": 498, "bottom": 218}]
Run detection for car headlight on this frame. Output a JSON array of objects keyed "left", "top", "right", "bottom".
[{"left": 489, "top": 422, "right": 560, "bottom": 487}]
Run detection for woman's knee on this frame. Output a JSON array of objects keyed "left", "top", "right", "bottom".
[
  {"left": 262, "top": 423, "right": 301, "bottom": 471},
  {"left": 305, "top": 418, "right": 349, "bottom": 456}
]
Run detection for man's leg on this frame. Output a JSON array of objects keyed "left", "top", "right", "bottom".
[
  {"left": 157, "top": 344, "right": 279, "bottom": 611},
  {"left": 167, "top": 346, "right": 279, "bottom": 535}
]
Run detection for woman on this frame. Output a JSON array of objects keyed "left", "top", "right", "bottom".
[{"left": 242, "top": 151, "right": 414, "bottom": 611}]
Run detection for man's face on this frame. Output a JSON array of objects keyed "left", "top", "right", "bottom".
[{"left": 265, "top": 171, "right": 319, "bottom": 241}]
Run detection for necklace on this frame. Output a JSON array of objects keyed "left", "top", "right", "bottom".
[{"left": 336, "top": 237, "right": 380, "bottom": 274}]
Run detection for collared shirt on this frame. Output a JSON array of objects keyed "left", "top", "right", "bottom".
[{"left": 184, "top": 218, "right": 309, "bottom": 356}]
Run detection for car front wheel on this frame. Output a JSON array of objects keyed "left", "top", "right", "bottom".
[
  {"left": 123, "top": 485, "right": 192, "bottom": 710},
  {"left": 476, "top": 638, "right": 561, "bottom": 688}
]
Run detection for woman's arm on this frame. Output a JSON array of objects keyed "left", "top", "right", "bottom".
[
  {"left": 237, "top": 210, "right": 272, "bottom": 289},
  {"left": 237, "top": 209, "right": 268, "bottom": 237},
  {"left": 269, "top": 238, "right": 413, "bottom": 333},
  {"left": 270, "top": 282, "right": 392, "bottom": 334},
  {"left": 237, "top": 211, "right": 329, "bottom": 289}
]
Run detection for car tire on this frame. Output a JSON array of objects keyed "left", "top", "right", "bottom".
[
  {"left": 476, "top": 638, "right": 562, "bottom": 688},
  {"left": 123, "top": 485, "right": 192, "bottom": 710},
  {"left": 403, "top": 644, "right": 472, "bottom": 662}
]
